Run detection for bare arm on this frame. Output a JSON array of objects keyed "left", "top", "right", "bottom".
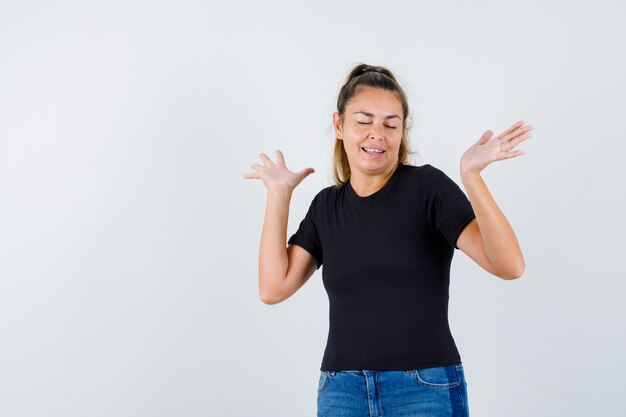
[
  {"left": 457, "top": 120, "right": 533, "bottom": 280},
  {"left": 243, "top": 150, "right": 316, "bottom": 304},
  {"left": 258, "top": 187, "right": 319, "bottom": 304},
  {"left": 258, "top": 188, "right": 292, "bottom": 302},
  {"left": 458, "top": 176, "right": 524, "bottom": 279}
]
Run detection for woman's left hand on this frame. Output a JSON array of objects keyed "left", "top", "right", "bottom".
[{"left": 460, "top": 120, "right": 534, "bottom": 176}]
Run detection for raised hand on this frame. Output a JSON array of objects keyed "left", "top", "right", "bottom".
[
  {"left": 243, "top": 150, "right": 315, "bottom": 193},
  {"left": 460, "top": 120, "right": 534, "bottom": 175}
]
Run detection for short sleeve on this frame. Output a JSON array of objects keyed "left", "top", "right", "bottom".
[
  {"left": 419, "top": 164, "right": 476, "bottom": 249},
  {"left": 287, "top": 194, "right": 323, "bottom": 269}
]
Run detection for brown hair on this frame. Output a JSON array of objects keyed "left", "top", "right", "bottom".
[{"left": 332, "top": 63, "right": 417, "bottom": 187}]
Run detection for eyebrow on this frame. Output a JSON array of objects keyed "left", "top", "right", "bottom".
[{"left": 353, "top": 111, "right": 401, "bottom": 120}]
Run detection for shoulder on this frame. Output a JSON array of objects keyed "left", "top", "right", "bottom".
[
  {"left": 415, "top": 163, "right": 445, "bottom": 177},
  {"left": 414, "top": 163, "right": 457, "bottom": 186},
  {"left": 306, "top": 184, "right": 338, "bottom": 210},
  {"left": 405, "top": 163, "right": 465, "bottom": 200},
  {"left": 397, "top": 162, "right": 441, "bottom": 184},
  {"left": 397, "top": 162, "right": 442, "bottom": 175},
  {"left": 314, "top": 184, "right": 338, "bottom": 200}
]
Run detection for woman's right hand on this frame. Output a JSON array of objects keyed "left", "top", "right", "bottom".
[{"left": 243, "top": 150, "right": 315, "bottom": 193}]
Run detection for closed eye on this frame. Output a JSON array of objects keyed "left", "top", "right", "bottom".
[{"left": 358, "top": 122, "right": 397, "bottom": 129}]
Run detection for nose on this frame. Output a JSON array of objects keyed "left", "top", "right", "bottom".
[{"left": 369, "top": 124, "right": 384, "bottom": 141}]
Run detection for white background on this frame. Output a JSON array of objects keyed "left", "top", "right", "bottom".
[{"left": 1, "top": 0, "right": 624, "bottom": 416}]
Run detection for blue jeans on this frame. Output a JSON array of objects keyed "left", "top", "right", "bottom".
[{"left": 317, "top": 363, "right": 469, "bottom": 417}]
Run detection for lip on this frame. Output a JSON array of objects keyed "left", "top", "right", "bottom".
[{"left": 361, "top": 147, "right": 385, "bottom": 158}]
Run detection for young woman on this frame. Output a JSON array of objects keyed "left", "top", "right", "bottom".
[{"left": 243, "top": 63, "right": 532, "bottom": 417}]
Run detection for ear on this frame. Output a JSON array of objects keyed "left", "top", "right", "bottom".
[{"left": 332, "top": 112, "right": 343, "bottom": 140}]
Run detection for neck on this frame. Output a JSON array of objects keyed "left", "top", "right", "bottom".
[{"left": 349, "top": 164, "right": 399, "bottom": 197}]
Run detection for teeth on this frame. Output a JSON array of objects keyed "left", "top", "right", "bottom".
[{"left": 363, "top": 147, "right": 384, "bottom": 154}]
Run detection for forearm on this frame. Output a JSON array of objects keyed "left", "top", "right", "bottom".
[
  {"left": 460, "top": 172, "right": 525, "bottom": 278},
  {"left": 258, "top": 188, "right": 292, "bottom": 301}
]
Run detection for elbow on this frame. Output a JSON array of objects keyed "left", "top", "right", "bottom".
[
  {"left": 259, "top": 273, "right": 280, "bottom": 305},
  {"left": 259, "top": 287, "right": 284, "bottom": 305},
  {"left": 497, "top": 258, "right": 525, "bottom": 280},
  {"left": 260, "top": 293, "right": 279, "bottom": 305},
  {"left": 259, "top": 290, "right": 277, "bottom": 305},
  {"left": 499, "top": 269, "right": 524, "bottom": 280}
]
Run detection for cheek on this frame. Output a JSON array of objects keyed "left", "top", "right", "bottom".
[{"left": 346, "top": 129, "right": 364, "bottom": 138}]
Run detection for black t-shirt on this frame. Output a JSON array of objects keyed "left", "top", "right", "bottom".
[{"left": 287, "top": 162, "right": 476, "bottom": 371}]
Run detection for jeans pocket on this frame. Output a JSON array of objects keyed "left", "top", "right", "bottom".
[
  {"left": 317, "top": 371, "right": 329, "bottom": 392},
  {"left": 414, "top": 365, "right": 461, "bottom": 390}
]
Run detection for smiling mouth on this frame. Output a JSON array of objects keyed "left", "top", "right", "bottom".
[{"left": 362, "top": 147, "right": 385, "bottom": 154}]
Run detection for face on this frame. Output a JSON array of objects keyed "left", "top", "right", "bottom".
[{"left": 333, "top": 86, "right": 405, "bottom": 176}]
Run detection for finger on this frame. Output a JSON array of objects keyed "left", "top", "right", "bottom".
[
  {"left": 259, "top": 152, "right": 274, "bottom": 166},
  {"left": 502, "top": 131, "right": 532, "bottom": 151},
  {"left": 478, "top": 130, "right": 493, "bottom": 145},
  {"left": 498, "top": 120, "right": 526, "bottom": 141},
  {"left": 275, "top": 150, "right": 286, "bottom": 166},
  {"left": 497, "top": 149, "right": 526, "bottom": 160},
  {"left": 251, "top": 163, "right": 264, "bottom": 170},
  {"left": 297, "top": 167, "right": 315, "bottom": 178},
  {"left": 242, "top": 171, "right": 259, "bottom": 179},
  {"left": 508, "top": 124, "right": 533, "bottom": 141},
  {"left": 506, "top": 150, "right": 526, "bottom": 158}
]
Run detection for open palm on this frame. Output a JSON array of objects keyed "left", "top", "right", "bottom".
[
  {"left": 243, "top": 150, "right": 315, "bottom": 193},
  {"left": 460, "top": 120, "right": 534, "bottom": 175}
]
